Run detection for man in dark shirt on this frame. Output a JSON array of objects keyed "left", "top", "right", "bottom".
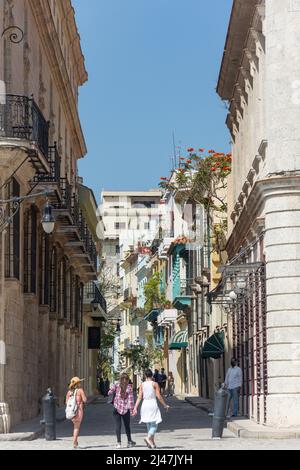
[
  {"left": 159, "top": 368, "right": 167, "bottom": 395},
  {"left": 153, "top": 369, "right": 160, "bottom": 383}
]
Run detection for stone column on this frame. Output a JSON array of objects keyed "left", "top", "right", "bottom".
[{"left": 264, "top": 0, "right": 300, "bottom": 427}]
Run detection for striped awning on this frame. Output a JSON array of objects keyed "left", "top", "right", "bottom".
[{"left": 169, "top": 329, "right": 188, "bottom": 350}]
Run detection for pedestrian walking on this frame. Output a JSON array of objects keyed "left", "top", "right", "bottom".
[
  {"left": 166, "top": 371, "right": 175, "bottom": 397},
  {"left": 224, "top": 358, "right": 243, "bottom": 418},
  {"left": 158, "top": 368, "right": 167, "bottom": 395},
  {"left": 104, "top": 377, "right": 110, "bottom": 397},
  {"left": 66, "top": 377, "right": 87, "bottom": 449},
  {"left": 153, "top": 369, "right": 160, "bottom": 383},
  {"left": 108, "top": 373, "right": 136, "bottom": 449},
  {"left": 133, "top": 369, "right": 170, "bottom": 449}
]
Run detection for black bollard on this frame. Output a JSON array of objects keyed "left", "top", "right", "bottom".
[
  {"left": 40, "top": 388, "right": 57, "bottom": 441},
  {"left": 212, "top": 387, "right": 228, "bottom": 439}
]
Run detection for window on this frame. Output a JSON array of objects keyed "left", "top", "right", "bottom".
[
  {"left": 132, "top": 201, "right": 155, "bottom": 208},
  {"left": 50, "top": 246, "right": 58, "bottom": 313},
  {"left": 144, "top": 222, "right": 150, "bottom": 230},
  {"left": 74, "top": 276, "right": 83, "bottom": 330},
  {"left": 116, "top": 245, "right": 120, "bottom": 255},
  {"left": 58, "top": 257, "right": 67, "bottom": 319},
  {"left": 23, "top": 206, "right": 37, "bottom": 294},
  {"left": 39, "top": 233, "right": 50, "bottom": 305},
  {"left": 115, "top": 222, "right": 126, "bottom": 230},
  {"left": 5, "top": 178, "right": 20, "bottom": 279}
]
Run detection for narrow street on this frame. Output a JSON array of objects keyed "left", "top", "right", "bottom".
[{"left": 0, "top": 398, "right": 300, "bottom": 451}]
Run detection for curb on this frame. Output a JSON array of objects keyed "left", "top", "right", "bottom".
[
  {"left": 0, "top": 395, "right": 99, "bottom": 442},
  {"left": 227, "top": 421, "right": 300, "bottom": 440}
]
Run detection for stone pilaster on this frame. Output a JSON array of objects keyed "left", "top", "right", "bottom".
[
  {"left": 38, "top": 307, "right": 49, "bottom": 401},
  {"left": 57, "top": 322, "right": 66, "bottom": 405},
  {"left": 264, "top": 181, "right": 300, "bottom": 426},
  {"left": 263, "top": 0, "right": 300, "bottom": 426}
]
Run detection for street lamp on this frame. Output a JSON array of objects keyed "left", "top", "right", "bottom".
[{"left": 41, "top": 201, "right": 55, "bottom": 234}]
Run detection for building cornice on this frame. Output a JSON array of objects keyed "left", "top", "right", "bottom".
[
  {"left": 227, "top": 175, "right": 300, "bottom": 257},
  {"left": 59, "top": 0, "right": 88, "bottom": 86},
  {"left": 217, "top": 0, "right": 263, "bottom": 101},
  {"left": 29, "top": 0, "right": 87, "bottom": 158}
]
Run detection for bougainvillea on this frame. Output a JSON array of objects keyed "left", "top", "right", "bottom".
[{"left": 159, "top": 148, "right": 232, "bottom": 254}]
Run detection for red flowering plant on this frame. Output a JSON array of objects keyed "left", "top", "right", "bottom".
[{"left": 159, "top": 148, "right": 232, "bottom": 254}]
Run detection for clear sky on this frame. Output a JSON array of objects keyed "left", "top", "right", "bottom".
[{"left": 73, "top": 0, "right": 233, "bottom": 200}]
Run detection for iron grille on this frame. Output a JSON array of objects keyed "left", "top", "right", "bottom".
[
  {"left": 0, "top": 94, "right": 49, "bottom": 158},
  {"left": 4, "top": 178, "right": 20, "bottom": 279}
]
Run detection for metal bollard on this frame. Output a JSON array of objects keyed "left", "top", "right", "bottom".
[
  {"left": 212, "top": 386, "right": 228, "bottom": 440},
  {"left": 40, "top": 388, "right": 57, "bottom": 441}
]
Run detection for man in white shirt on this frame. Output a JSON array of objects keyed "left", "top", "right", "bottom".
[{"left": 224, "top": 358, "right": 243, "bottom": 418}]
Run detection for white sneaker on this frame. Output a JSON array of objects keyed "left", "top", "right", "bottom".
[{"left": 116, "top": 443, "right": 122, "bottom": 449}]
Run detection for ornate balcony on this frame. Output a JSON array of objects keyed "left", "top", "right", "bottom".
[
  {"left": 173, "top": 279, "right": 193, "bottom": 311},
  {"left": 83, "top": 281, "right": 107, "bottom": 320},
  {"left": 0, "top": 94, "right": 49, "bottom": 171}
]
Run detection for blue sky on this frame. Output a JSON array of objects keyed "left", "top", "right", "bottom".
[{"left": 73, "top": 0, "right": 233, "bottom": 200}]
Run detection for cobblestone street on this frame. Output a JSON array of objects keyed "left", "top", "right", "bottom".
[{"left": 0, "top": 398, "right": 300, "bottom": 451}]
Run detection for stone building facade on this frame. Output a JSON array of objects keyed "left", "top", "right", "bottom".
[
  {"left": 0, "top": 0, "right": 97, "bottom": 432},
  {"left": 217, "top": 0, "right": 300, "bottom": 427}
]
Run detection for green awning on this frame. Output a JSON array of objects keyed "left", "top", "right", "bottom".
[
  {"left": 201, "top": 332, "right": 225, "bottom": 359},
  {"left": 169, "top": 329, "right": 188, "bottom": 350},
  {"left": 144, "top": 308, "right": 161, "bottom": 322}
]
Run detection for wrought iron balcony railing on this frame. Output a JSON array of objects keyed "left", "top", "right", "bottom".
[
  {"left": 84, "top": 282, "right": 107, "bottom": 313},
  {"left": 59, "top": 177, "right": 72, "bottom": 212},
  {"left": 33, "top": 143, "right": 61, "bottom": 184},
  {"left": 0, "top": 94, "right": 49, "bottom": 158}
]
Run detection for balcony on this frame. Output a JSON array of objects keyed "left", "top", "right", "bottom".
[
  {"left": 153, "top": 325, "right": 164, "bottom": 347},
  {"left": 158, "top": 231, "right": 175, "bottom": 259},
  {"left": 51, "top": 185, "right": 98, "bottom": 277},
  {"left": 157, "top": 309, "right": 177, "bottom": 327},
  {"left": 130, "top": 307, "right": 145, "bottom": 326},
  {"left": 33, "top": 143, "right": 60, "bottom": 183},
  {"left": 0, "top": 94, "right": 49, "bottom": 171},
  {"left": 83, "top": 282, "right": 107, "bottom": 321},
  {"left": 173, "top": 279, "right": 193, "bottom": 311}
]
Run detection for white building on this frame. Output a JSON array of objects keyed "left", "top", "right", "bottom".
[{"left": 216, "top": 0, "right": 300, "bottom": 427}]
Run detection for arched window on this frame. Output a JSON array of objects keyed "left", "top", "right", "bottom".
[
  {"left": 50, "top": 246, "right": 58, "bottom": 313},
  {"left": 5, "top": 178, "right": 20, "bottom": 279},
  {"left": 66, "top": 266, "right": 72, "bottom": 323},
  {"left": 69, "top": 266, "right": 76, "bottom": 326},
  {"left": 74, "top": 275, "right": 80, "bottom": 329},
  {"left": 58, "top": 256, "right": 67, "bottom": 319},
  {"left": 23, "top": 206, "right": 37, "bottom": 293},
  {"left": 39, "top": 232, "right": 50, "bottom": 305}
]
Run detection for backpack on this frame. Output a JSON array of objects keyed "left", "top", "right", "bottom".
[{"left": 65, "top": 390, "right": 78, "bottom": 420}]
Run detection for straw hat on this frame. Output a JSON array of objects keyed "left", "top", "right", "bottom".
[{"left": 69, "top": 377, "right": 85, "bottom": 389}]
